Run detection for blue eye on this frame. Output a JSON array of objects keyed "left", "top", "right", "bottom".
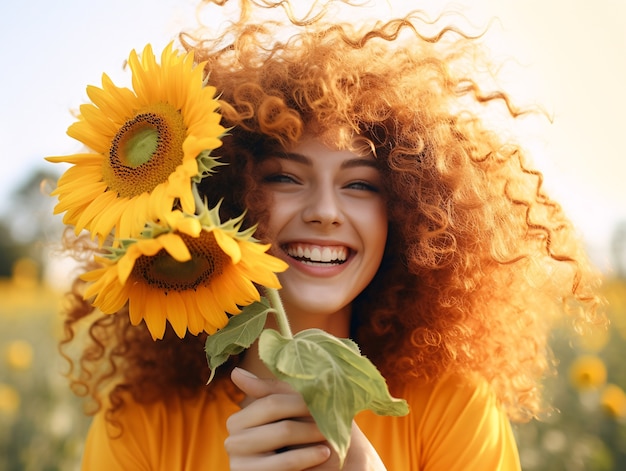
[
  {"left": 347, "top": 181, "right": 379, "bottom": 192},
  {"left": 264, "top": 173, "right": 297, "bottom": 184}
]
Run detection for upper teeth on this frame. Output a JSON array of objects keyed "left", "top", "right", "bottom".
[{"left": 286, "top": 244, "right": 348, "bottom": 262}]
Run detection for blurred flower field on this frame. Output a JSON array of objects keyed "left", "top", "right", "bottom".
[
  {"left": 0, "top": 260, "right": 90, "bottom": 471},
  {"left": 513, "top": 277, "right": 626, "bottom": 471},
  {"left": 1, "top": 256, "right": 626, "bottom": 470}
]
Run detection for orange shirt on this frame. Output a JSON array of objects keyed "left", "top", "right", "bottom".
[{"left": 82, "top": 374, "right": 521, "bottom": 470}]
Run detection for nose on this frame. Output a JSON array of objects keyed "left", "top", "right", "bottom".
[{"left": 302, "top": 183, "right": 344, "bottom": 227}]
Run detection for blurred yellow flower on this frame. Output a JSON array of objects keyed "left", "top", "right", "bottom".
[
  {"left": 601, "top": 384, "right": 626, "bottom": 419},
  {"left": 0, "top": 383, "right": 20, "bottom": 416},
  {"left": 11, "top": 258, "right": 39, "bottom": 289},
  {"left": 5, "top": 340, "right": 33, "bottom": 370},
  {"left": 568, "top": 354, "right": 607, "bottom": 391}
]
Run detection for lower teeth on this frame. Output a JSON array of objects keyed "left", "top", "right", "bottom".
[{"left": 301, "top": 260, "right": 341, "bottom": 267}]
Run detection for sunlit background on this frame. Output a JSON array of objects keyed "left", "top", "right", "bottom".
[{"left": 1, "top": 1, "right": 625, "bottom": 469}]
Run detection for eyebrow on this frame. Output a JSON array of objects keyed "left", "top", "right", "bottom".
[{"left": 278, "top": 152, "right": 380, "bottom": 170}]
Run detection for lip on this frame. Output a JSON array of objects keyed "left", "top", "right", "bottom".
[{"left": 278, "top": 239, "right": 354, "bottom": 277}]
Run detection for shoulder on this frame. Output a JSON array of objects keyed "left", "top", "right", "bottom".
[
  {"left": 358, "top": 373, "right": 521, "bottom": 470},
  {"left": 403, "top": 372, "right": 502, "bottom": 421},
  {"left": 407, "top": 373, "right": 521, "bottom": 470},
  {"left": 81, "top": 379, "right": 241, "bottom": 470}
]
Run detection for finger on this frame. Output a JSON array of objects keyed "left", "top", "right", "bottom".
[
  {"left": 231, "top": 367, "right": 295, "bottom": 399},
  {"left": 229, "top": 444, "right": 331, "bottom": 471},
  {"left": 227, "top": 392, "right": 311, "bottom": 432},
  {"left": 225, "top": 419, "right": 326, "bottom": 455}
]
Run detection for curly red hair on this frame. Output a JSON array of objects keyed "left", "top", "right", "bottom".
[{"left": 60, "top": 0, "right": 603, "bottom": 423}]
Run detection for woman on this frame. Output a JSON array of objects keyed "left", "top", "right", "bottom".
[{"left": 54, "top": 1, "right": 602, "bottom": 469}]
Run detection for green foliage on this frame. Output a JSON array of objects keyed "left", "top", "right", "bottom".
[
  {"left": 205, "top": 298, "right": 271, "bottom": 382},
  {"left": 205, "top": 295, "right": 409, "bottom": 468},
  {"left": 259, "top": 328, "right": 409, "bottom": 466}
]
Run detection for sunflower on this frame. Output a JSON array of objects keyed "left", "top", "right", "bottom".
[
  {"left": 601, "top": 384, "right": 626, "bottom": 419},
  {"left": 47, "top": 43, "right": 225, "bottom": 243},
  {"left": 82, "top": 207, "right": 289, "bottom": 340},
  {"left": 568, "top": 354, "right": 608, "bottom": 391}
]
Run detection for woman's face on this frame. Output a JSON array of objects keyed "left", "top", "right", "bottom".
[{"left": 259, "top": 134, "right": 388, "bottom": 330}]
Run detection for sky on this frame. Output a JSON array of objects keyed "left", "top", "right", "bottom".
[{"left": 1, "top": 0, "right": 625, "bottom": 272}]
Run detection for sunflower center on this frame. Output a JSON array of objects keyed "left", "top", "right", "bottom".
[
  {"left": 122, "top": 125, "right": 159, "bottom": 168},
  {"left": 103, "top": 103, "right": 187, "bottom": 198},
  {"left": 132, "top": 232, "right": 231, "bottom": 292}
]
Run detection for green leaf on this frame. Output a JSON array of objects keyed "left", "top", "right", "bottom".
[
  {"left": 204, "top": 298, "right": 271, "bottom": 383},
  {"left": 258, "top": 328, "right": 409, "bottom": 468}
]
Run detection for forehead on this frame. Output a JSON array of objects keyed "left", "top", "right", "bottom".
[
  {"left": 271, "top": 143, "right": 378, "bottom": 175},
  {"left": 284, "top": 133, "right": 376, "bottom": 160}
]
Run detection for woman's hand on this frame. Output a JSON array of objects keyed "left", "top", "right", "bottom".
[{"left": 226, "top": 367, "right": 387, "bottom": 471}]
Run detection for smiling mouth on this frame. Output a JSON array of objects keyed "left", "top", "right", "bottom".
[{"left": 283, "top": 243, "right": 349, "bottom": 266}]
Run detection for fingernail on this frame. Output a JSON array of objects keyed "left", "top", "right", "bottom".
[{"left": 234, "top": 367, "right": 258, "bottom": 378}]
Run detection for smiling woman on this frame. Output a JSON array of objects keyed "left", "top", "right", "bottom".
[
  {"left": 49, "top": 1, "right": 603, "bottom": 470},
  {"left": 256, "top": 135, "right": 388, "bottom": 332}
]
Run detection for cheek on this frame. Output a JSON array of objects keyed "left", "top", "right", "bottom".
[
  {"left": 369, "top": 227, "right": 388, "bottom": 274},
  {"left": 356, "top": 203, "right": 388, "bottom": 277},
  {"left": 366, "top": 204, "right": 389, "bottom": 253}
]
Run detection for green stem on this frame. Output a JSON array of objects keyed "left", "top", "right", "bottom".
[
  {"left": 265, "top": 287, "right": 293, "bottom": 339},
  {"left": 191, "top": 183, "right": 204, "bottom": 213}
]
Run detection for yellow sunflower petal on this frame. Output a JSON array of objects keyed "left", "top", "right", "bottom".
[
  {"left": 53, "top": 182, "right": 107, "bottom": 213},
  {"left": 212, "top": 267, "right": 258, "bottom": 312},
  {"left": 86, "top": 81, "right": 135, "bottom": 125},
  {"left": 98, "top": 280, "right": 131, "bottom": 314},
  {"left": 133, "top": 238, "right": 164, "bottom": 257},
  {"left": 52, "top": 173, "right": 105, "bottom": 195},
  {"left": 147, "top": 183, "right": 175, "bottom": 223},
  {"left": 74, "top": 191, "right": 123, "bottom": 235},
  {"left": 158, "top": 233, "right": 191, "bottom": 262},
  {"left": 117, "top": 192, "right": 151, "bottom": 241},
  {"left": 169, "top": 213, "right": 202, "bottom": 238},
  {"left": 196, "top": 284, "right": 232, "bottom": 328},
  {"left": 117, "top": 253, "right": 138, "bottom": 286},
  {"left": 142, "top": 289, "right": 167, "bottom": 340},
  {"left": 78, "top": 102, "right": 118, "bottom": 137},
  {"left": 244, "top": 241, "right": 289, "bottom": 271},
  {"left": 89, "top": 202, "right": 128, "bottom": 241},
  {"left": 88, "top": 268, "right": 130, "bottom": 314},
  {"left": 166, "top": 162, "right": 198, "bottom": 214},
  {"left": 129, "top": 45, "right": 157, "bottom": 105},
  {"left": 116, "top": 238, "right": 164, "bottom": 284},
  {"left": 128, "top": 284, "right": 148, "bottom": 326},
  {"left": 177, "top": 218, "right": 202, "bottom": 238},
  {"left": 165, "top": 290, "right": 189, "bottom": 338},
  {"left": 183, "top": 293, "right": 204, "bottom": 336},
  {"left": 99, "top": 73, "right": 139, "bottom": 118},
  {"left": 54, "top": 164, "right": 103, "bottom": 187},
  {"left": 45, "top": 153, "right": 102, "bottom": 165},
  {"left": 81, "top": 267, "right": 112, "bottom": 297},
  {"left": 68, "top": 114, "right": 112, "bottom": 153},
  {"left": 213, "top": 228, "right": 242, "bottom": 264}
]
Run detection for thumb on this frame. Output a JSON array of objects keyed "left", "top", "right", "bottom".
[{"left": 231, "top": 367, "right": 294, "bottom": 399}]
